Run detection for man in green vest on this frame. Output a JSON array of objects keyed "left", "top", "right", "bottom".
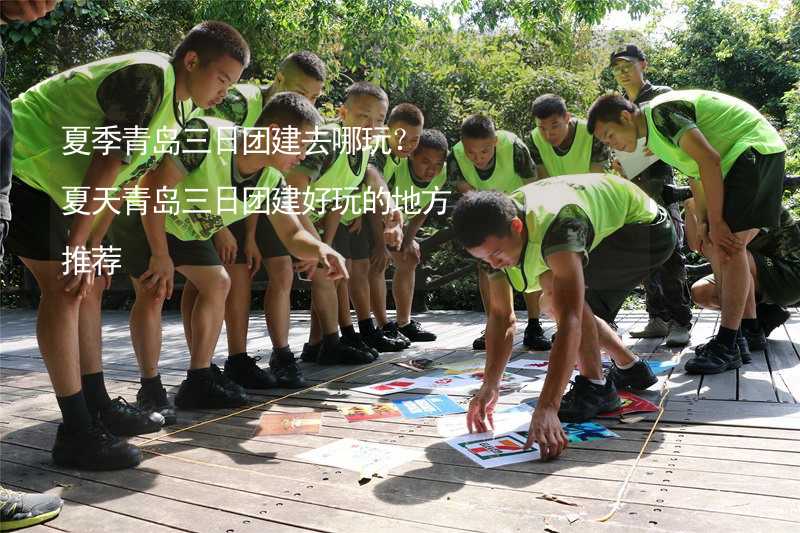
[
  {"left": 188, "top": 51, "right": 328, "bottom": 391},
  {"left": 454, "top": 174, "right": 672, "bottom": 460},
  {"left": 5, "top": 21, "right": 249, "bottom": 471},
  {"left": 369, "top": 103, "right": 438, "bottom": 343},
  {"left": 284, "top": 81, "right": 405, "bottom": 362},
  {"left": 528, "top": 93, "right": 609, "bottom": 177},
  {"left": 105, "top": 92, "right": 348, "bottom": 422},
  {"left": 374, "top": 128, "right": 449, "bottom": 344},
  {"left": 687, "top": 199, "right": 800, "bottom": 351},
  {"left": 609, "top": 44, "right": 693, "bottom": 348},
  {"left": 588, "top": 91, "right": 787, "bottom": 374},
  {"left": 448, "top": 114, "right": 551, "bottom": 352}
]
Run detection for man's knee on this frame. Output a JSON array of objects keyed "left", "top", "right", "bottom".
[
  {"left": 691, "top": 279, "right": 718, "bottom": 308},
  {"left": 266, "top": 258, "right": 293, "bottom": 289}
]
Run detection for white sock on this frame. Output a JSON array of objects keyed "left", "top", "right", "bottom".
[
  {"left": 588, "top": 377, "right": 606, "bottom": 386},
  {"left": 616, "top": 355, "right": 640, "bottom": 370}
]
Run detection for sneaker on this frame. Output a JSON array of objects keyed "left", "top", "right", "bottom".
[
  {"left": 558, "top": 376, "right": 622, "bottom": 423},
  {"left": 665, "top": 321, "right": 691, "bottom": 347},
  {"left": 757, "top": 302, "right": 791, "bottom": 338},
  {"left": 0, "top": 487, "right": 63, "bottom": 531},
  {"left": 301, "top": 342, "right": 321, "bottom": 363},
  {"left": 97, "top": 397, "right": 164, "bottom": 437},
  {"left": 223, "top": 353, "right": 278, "bottom": 389},
  {"left": 318, "top": 339, "right": 377, "bottom": 365},
  {"left": 472, "top": 331, "right": 486, "bottom": 350},
  {"left": 737, "top": 333, "right": 752, "bottom": 365},
  {"left": 174, "top": 372, "right": 249, "bottom": 409},
  {"left": 523, "top": 321, "right": 552, "bottom": 350},
  {"left": 685, "top": 340, "right": 742, "bottom": 375},
  {"left": 606, "top": 360, "right": 658, "bottom": 391},
  {"left": 744, "top": 327, "right": 767, "bottom": 352},
  {"left": 137, "top": 384, "right": 177, "bottom": 426},
  {"left": 341, "top": 333, "right": 380, "bottom": 358},
  {"left": 210, "top": 363, "right": 247, "bottom": 396},
  {"left": 629, "top": 317, "right": 670, "bottom": 339},
  {"left": 269, "top": 351, "right": 306, "bottom": 389},
  {"left": 396, "top": 320, "right": 437, "bottom": 342},
  {"left": 52, "top": 423, "right": 141, "bottom": 470},
  {"left": 382, "top": 321, "right": 412, "bottom": 347},
  {"left": 362, "top": 328, "right": 406, "bottom": 352}
]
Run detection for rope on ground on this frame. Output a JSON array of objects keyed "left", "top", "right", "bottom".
[
  {"left": 594, "top": 381, "right": 671, "bottom": 523},
  {"left": 136, "top": 353, "right": 410, "bottom": 448}
]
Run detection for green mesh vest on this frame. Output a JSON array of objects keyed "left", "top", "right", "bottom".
[
  {"left": 452, "top": 130, "right": 525, "bottom": 193},
  {"left": 530, "top": 118, "right": 593, "bottom": 176},
  {"left": 391, "top": 158, "right": 447, "bottom": 216}
]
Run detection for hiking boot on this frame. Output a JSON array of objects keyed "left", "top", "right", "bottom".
[
  {"left": 757, "top": 302, "right": 791, "bottom": 338},
  {"left": 473, "top": 331, "right": 486, "bottom": 350},
  {"left": 396, "top": 320, "right": 437, "bottom": 342},
  {"left": 269, "top": 350, "right": 307, "bottom": 389},
  {"left": 665, "top": 321, "right": 691, "bottom": 347},
  {"left": 0, "top": 486, "right": 63, "bottom": 531},
  {"left": 210, "top": 363, "right": 247, "bottom": 396},
  {"left": 736, "top": 333, "right": 752, "bottom": 364},
  {"left": 318, "top": 339, "right": 377, "bottom": 365},
  {"left": 341, "top": 332, "right": 380, "bottom": 358},
  {"left": 137, "top": 384, "right": 177, "bottom": 426},
  {"left": 363, "top": 328, "right": 406, "bottom": 352},
  {"left": 523, "top": 321, "right": 552, "bottom": 350},
  {"left": 223, "top": 353, "right": 278, "bottom": 389},
  {"left": 630, "top": 317, "right": 669, "bottom": 339},
  {"left": 174, "top": 372, "right": 249, "bottom": 409},
  {"left": 685, "top": 340, "right": 742, "bottom": 375},
  {"left": 382, "top": 321, "right": 412, "bottom": 347},
  {"left": 52, "top": 423, "right": 141, "bottom": 470},
  {"left": 301, "top": 342, "right": 321, "bottom": 363},
  {"left": 558, "top": 376, "right": 622, "bottom": 423},
  {"left": 606, "top": 360, "right": 658, "bottom": 391},
  {"left": 97, "top": 396, "right": 164, "bottom": 437}
]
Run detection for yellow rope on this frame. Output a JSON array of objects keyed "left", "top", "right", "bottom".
[{"left": 595, "top": 383, "right": 671, "bottom": 523}]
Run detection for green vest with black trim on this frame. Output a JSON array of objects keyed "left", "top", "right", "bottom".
[
  {"left": 530, "top": 118, "right": 593, "bottom": 176},
  {"left": 199, "top": 82, "right": 263, "bottom": 128},
  {"left": 12, "top": 51, "right": 190, "bottom": 208},
  {"left": 503, "top": 173, "right": 659, "bottom": 293},
  {"left": 452, "top": 130, "right": 524, "bottom": 193},
  {"left": 391, "top": 158, "right": 447, "bottom": 216},
  {"left": 643, "top": 90, "right": 786, "bottom": 180},
  {"left": 165, "top": 117, "right": 284, "bottom": 241},
  {"left": 308, "top": 124, "right": 370, "bottom": 223}
]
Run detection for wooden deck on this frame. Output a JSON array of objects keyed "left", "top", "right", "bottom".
[{"left": 2, "top": 307, "right": 800, "bottom": 532}]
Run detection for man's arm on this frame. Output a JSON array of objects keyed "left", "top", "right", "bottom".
[
  {"left": 267, "top": 210, "right": 348, "bottom": 280},
  {"left": 68, "top": 153, "right": 124, "bottom": 249},
  {"left": 285, "top": 168, "right": 323, "bottom": 240},
  {"left": 364, "top": 165, "right": 404, "bottom": 248}
]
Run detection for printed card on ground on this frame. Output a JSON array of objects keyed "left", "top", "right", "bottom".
[
  {"left": 447, "top": 431, "right": 540, "bottom": 468},
  {"left": 254, "top": 412, "right": 321, "bottom": 436},
  {"left": 392, "top": 394, "right": 465, "bottom": 419},
  {"left": 436, "top": 403, "right": 532, "bottom": 438},
  {"left": 296, "top": 439, "right": 421, "bottom": 476},
  {"left": 340, "top": 403, "right": 402, "bottom": 422},
  {"left": 645, "top": 359, "right": 679, "bottom": 374},
  {"left": 561, "top": 422, "right": 619, "bottom": 442},
  {"left": 352, "top": 378, "right": 421, "bottom": 396},
  {"left": 597, "top": 391, "right": 659, "bottom": 418},
  {"left": 505, "top": 359, "right": 551, "bottom": 371}
]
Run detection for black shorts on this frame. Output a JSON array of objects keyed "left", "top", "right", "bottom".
[
  {"left": 584, "top": 207, "right": 676, "bottom": 323},
  {"left": 329, "top": 220, "right": 372, "bottom": 260},
  {"left": 5, "top": 177, "right": 70, "bottom": 261},
  {"left": 229, "top": 215, "right": 289, "bottom": 262},
  {"left": 723, "top": 148, "right": 785, "bottom": 232},
  {"left": 752, "top": 252, "right": 800, "bottom": 307},
  {"left": 107, "top": 211, "right": 221, "bottom": 278}
]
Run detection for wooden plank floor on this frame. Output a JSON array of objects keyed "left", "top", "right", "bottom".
[{"left": 2, "top": 308, "right": 800, "bottom": 532}]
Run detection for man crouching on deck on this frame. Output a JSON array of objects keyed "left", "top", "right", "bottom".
[{"left": 453, "top": 174, "right": 673, "bottom": 460}]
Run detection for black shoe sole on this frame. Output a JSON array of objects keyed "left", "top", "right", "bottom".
[{"left": 685, "top": 358, "right": 742, "bottom": 375}]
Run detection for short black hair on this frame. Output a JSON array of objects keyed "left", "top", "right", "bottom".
[
  {"left": 279, "top": 51, "right": 326, "bottom": 82},
  {"left": 532, "top": 94, "right": 568, "bottom": 120},
  {"left": 344, "top": 81, "right": 388, "bottom": 104},
  {"left": 388, "top": 103, "right": 424, "bottom": 127},
  {"left": 415, "top": 129, "right": 448, "bottom": 157},
  {"left": 586, "top": 92, "right": 637, "bottom": 134},
  {"left": 255, "top": 91, "right": 322, "bottom": 129},
  {"left": 173, "top": 20, "right": 250, "bottom": 67},
  {"left": 460, "top": 113, "right": 496, "bottom": 140},
  {"left": 452, "top": 191, "right": 517, "bottom": 249}
]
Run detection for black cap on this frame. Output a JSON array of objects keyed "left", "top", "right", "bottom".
[{"left": 610, "top": 44, "right": 646, "bottom": 65}]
